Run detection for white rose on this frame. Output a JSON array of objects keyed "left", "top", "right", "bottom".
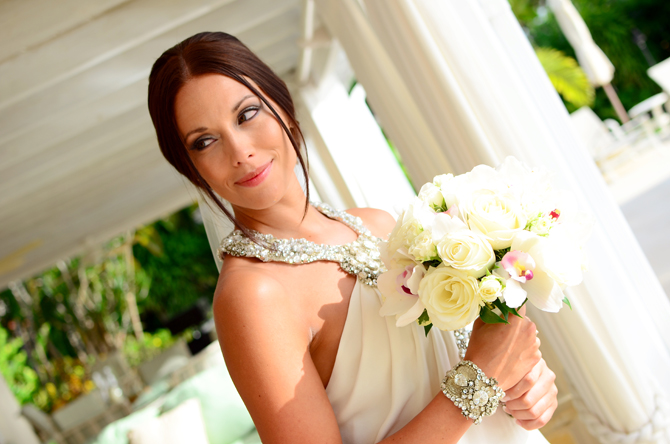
[
  {"left": 418, "top": 182, "right": 445, "bottom": 210},
  {"left": 436, "top": 230, "right": 495, "bottom": 278},
  {"left": 478, "top": 275, "right": 503, "bottom": 303},
  {"left": 409, "top": 230, "right": 438, "bottom": 262},
  {"left": 433, "top": 174, "right": 454, "bottom": 188},
  {"left": 462, "top": 189, "right": 527, "bottom": 250},
  {"left": 418, "top": 265, "right": 482, "bottom": 331}
]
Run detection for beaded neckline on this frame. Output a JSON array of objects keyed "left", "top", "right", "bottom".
[{"left": 217, "top": 201, "right": 386, "bottom": 286}]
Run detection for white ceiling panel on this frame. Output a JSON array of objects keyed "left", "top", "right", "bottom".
[{"left": 0, "top": 0, "right": 303, "bottom": 288}]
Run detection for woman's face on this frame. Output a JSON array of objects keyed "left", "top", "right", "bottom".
[{"left": 174, "top": 73, "right": 298, "bottom": 210}]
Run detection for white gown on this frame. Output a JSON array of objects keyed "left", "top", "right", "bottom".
[
  {"left": 218, "top": 202, "right": 551, "bottom": 443},
  {"left": 326, "top": 278, "right": 551, "bottom": 444}
]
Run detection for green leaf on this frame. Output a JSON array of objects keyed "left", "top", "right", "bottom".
[
  {"left": 422, "top": 259, "right": 441, "bottom": 268},
  {"left": 417, "top": 309, "right": 431, "bottom": 325},
  {"left": 563, "top": 296, "right": 572, "bottom": 310},
  {"left": 495, "top": 247, "right": 511, "bottom": 262},
  {"left": 493, "top": 299, "right": 510, "bottom": 322},
  {"left": 424, "top": 323, "right": 433, "bottom": 336},
  {"left": 508, "top": 306, "right": 524, "bottom": 319},
  {"left": 480, "top": 305, "right": 509, "bottom": 325}
]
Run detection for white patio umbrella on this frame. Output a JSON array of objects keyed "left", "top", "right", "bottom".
[{"left": 547, "top": 0, "right": 629, "bottom": 122}]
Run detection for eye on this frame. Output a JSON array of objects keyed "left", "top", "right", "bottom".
[
  {"left": 238, "top": 106, "right": 259, "bottom": 125},
  {"left": 190, "top": 137, "right": 215, "bottom": 151}
]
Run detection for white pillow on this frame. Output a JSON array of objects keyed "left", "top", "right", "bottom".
[{"left": 128, "top": 398, "right": 209, "bottom": 444}]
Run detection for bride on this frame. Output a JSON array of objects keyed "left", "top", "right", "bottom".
[{"left": 147, "top": 31, "right": 557, "bottom": 443}]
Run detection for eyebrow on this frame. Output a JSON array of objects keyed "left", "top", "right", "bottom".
[
  {"left": 182, "top": 94, "right": 257, "bottom": 142},
  {"left": 233, "top": 94, "right": 255, "bottom": 112}
]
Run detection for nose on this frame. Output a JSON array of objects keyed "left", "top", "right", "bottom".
[{"left": 226, "top": 132, "right": 254, "bottom": 166}]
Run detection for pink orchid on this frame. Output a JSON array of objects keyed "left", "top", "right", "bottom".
[
  {"left": 501, "top": 250, "right": 535, "bottom": 283},
  {"left": 442, "top": 204, "right": 460, "bottom": 219},
  {"left": 378, "top": 263, "right": 427, "bottom": 327},
  {"left": 396, "top": 265, "right": 419, "bottom": 296}
]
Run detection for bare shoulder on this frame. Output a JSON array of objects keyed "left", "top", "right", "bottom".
[
  {"left": 210, "top": 259, "right": 342, "bottom": 442},
  {"left": 345, "top": 207, "right": 398, "bottom": 240},
  {"left": 213, "top": 260, "right": 294, "bottom": 329}
]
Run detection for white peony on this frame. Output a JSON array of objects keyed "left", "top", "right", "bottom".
[
  {"left": 387, "top": 198, "right": 435, "bottom": 256},
  {"left": 461, "top": 189, "right": 528, "bottom": 250},
  {"left": 436, "top": 230, "right": 495, "bottom": 278},
  {"left": 419, "top": 265, "right": 482, "bottom": 331}
]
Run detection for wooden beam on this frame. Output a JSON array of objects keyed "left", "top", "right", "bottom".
[
  {"left": 0, "top": 0, "right": 297, "bottom": 109},
  {"left": 0, "top": 0, "right": 130, "bottom": 63}
]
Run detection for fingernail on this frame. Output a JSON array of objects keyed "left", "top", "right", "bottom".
[
  {"left": 503, "top": 406, "right": 510, "bottom": 414},
  {"left": 502, "top": 395, "right": 509, "bottom": 402},
  {"left": 516, "top": 420, "right": 522, "bottom": 426}
]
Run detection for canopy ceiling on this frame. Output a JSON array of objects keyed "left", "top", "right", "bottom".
[{"left": 0, "top": 0, "right": 302, "bottom": 288}]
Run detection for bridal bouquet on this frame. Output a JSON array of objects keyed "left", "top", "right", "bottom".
[{"left": 378, "top": 157, "right": 592, "bottom": 334}]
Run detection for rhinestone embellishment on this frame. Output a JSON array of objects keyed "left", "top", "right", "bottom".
[
  {"left": 454, "top": 373, "right": 468, "bottom": 387},
  {"left": 217, "top": 201, "right": 387, "bottom": 287},
  {"left": 441, "top": 360, "right": 505, "bottom": 425},
  {"left": 473, "top": 390, "right": 489, "bottom": 406}
]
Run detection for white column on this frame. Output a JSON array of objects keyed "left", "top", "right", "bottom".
[
  {"left": 297, "top": 73, "right": 415, "bottom": 215},
  {"left": 319, "top": 0, "right": 670, "bottom": 441},
  {"left": 313, "top": 0, "right": 455, "bottom": 187}
]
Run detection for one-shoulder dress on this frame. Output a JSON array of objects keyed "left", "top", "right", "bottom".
[{"left": 218, "top": 202, "right": 550, "bottom": 444}]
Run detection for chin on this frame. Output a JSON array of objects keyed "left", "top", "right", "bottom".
[{"left": 226, "top": 186, "right": 286, "bottom": 211}]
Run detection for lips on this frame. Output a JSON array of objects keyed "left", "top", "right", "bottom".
[{"left": 236, "top": 160, "right": 273, "bottom": 187}]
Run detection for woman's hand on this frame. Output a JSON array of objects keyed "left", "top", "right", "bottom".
[
  {"left": 463, "top": 307, "right": 541, "bottom": 391},
  {"left": 502, "top": 359, "right": 558, "bottom": 430}
]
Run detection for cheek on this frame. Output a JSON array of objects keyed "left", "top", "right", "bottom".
[{"left": 189, "top": 150, "right": 232, "bottom": 192}]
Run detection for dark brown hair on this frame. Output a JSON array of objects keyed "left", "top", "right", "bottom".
[{"left": 147, "top": 31, "right": 309, "bottom": 238}]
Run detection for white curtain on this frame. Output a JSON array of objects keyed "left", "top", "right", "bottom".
[{"left": 315, "top": 0, "right": 670, "bottom": 442}]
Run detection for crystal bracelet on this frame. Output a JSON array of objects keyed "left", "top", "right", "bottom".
[{"left": 440, "top": 360, "right": 505, "bottom": 425}]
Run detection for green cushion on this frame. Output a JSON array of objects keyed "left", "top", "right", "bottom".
[
  {"left": 160, "top": 364, "right": 254, "bottom": 444},
  {"left": 228, "top": 429, "right": 262, "bottom": 444},
  {"left": 131, "top": 379, "right": 171, "bottom": 412},
  {"left": 92, "top": 406, "right": 160, "bottom": 444}
]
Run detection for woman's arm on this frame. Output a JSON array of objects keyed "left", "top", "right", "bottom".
[
  {"left": 214, "top": 266, "right": 485, "bottom": 444},
  {"left": 214, "top": 267, "right": 341, "bottom": 443}
]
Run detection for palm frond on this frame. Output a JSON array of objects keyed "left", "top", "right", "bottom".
[{"left": 535, "top": 47, "right": 595, "bottom": 108}]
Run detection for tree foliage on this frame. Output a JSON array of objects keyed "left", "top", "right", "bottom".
[
  {"left": 512, "top": 0, "right": 670, "bottom": 120},
  {"left": 133, "top": 205, "right": 218, "bottom": 322}
]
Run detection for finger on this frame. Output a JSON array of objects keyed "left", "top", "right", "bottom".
[
  {"left": 505, "top": 366, "right": 555, "bottom": 412},
  {"left": 503, "top": 360, "right": 544, "bottom": 402},
  {"left": 515, "top": 397, "right": 558, "bottom": 430},
  {"left": 507, "top": 385, "right": 557, "bottom": 421}
]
